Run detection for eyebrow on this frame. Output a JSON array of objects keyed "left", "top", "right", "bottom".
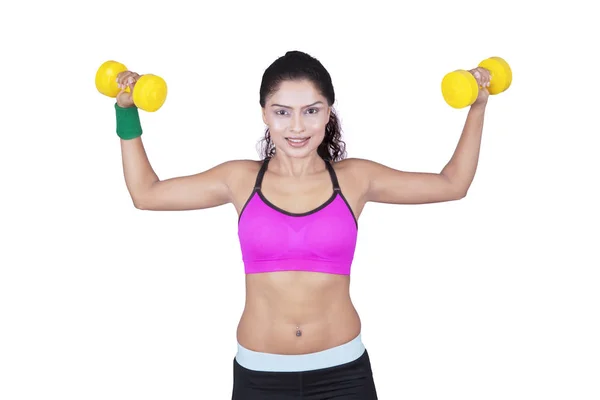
[{"left": 270, "top": 101, "right": 324, "bottom": 109}]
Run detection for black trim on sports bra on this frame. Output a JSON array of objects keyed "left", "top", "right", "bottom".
[
  {"left": 238, "top": 157, "right": 358, "bottom": 227},
  {"left": 253, "top": 157, "right": 270, "bottom": 190},
  {"left": 324, "top": 160, "right": 341, "bottom": 191},
  {"left": 255, "top": 157, "right": 340, "bottom": 191},
  {"left": 324, "top": 159, "right": 359, "bottom": 227},
  {"left": 256, "top": 189, "right": 337, "bottom": 218}
]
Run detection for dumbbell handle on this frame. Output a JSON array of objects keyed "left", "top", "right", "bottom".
[
  {"left": 441, "top": 57, "right": 512, "bottom": 109},
  {"left": 96, "top": 61, "right": 167, "bottom": 112}
]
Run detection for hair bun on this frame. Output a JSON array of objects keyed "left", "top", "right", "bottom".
[{"left": 285, "top": 50, "right": 305, "bottom": 57}]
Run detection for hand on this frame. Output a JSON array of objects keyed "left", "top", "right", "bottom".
[
  {"left": 115, "top": 71, "right": 141, "bottom": 108},
  {"left": 468, "top": 67, "right": 491, "bottom": 108}
]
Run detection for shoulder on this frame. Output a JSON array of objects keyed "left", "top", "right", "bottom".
[
  {"left": 332, "top": 157, "right": 398, "bottom": 188},
  {"left": 332, "top": 157, "right": 379, "bottom": 176},
  {"left": 329, "top": 158, "right": 379, "bottom": 194},
  {"left": 219, "top": 158, "right": 263, "bottom": 171},
  {"left": 215, "top": 159, "right": 263, "bottom": 185}
]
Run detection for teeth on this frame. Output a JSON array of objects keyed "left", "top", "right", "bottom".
[{"left": 287, "top": 138, "right": 308, "bottom": 142}]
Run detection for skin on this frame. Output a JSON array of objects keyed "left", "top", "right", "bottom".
[{"left": 115, "top": 67, "right": 491, "bottom": 354}]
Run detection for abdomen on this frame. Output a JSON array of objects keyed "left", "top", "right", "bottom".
[{"left": 236, "top": 271, "right": 361, "bottom": 354}]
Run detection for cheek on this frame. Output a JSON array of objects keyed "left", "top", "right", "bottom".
[
  {"left": 268, "top": 118, "right": 287, "bottom": 133},
  {"left": 307, "top": 115, "right": 328, "bottom": 134}
]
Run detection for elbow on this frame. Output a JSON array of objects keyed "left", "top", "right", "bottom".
[
  {"left": 131, "top": 193, "right": 151, "bottom": 210},
  {"left": 133, "top": 200, "right": 147, "bottom": 210},
  {"left": 132, "top": 198, "right": 147, "bottom": 210},
  {"left": 441, "top": 173, "right": 468, "bottom": 201},
  {"left": 449, "top": 186, "right": 468, "bottom": 201},
  {"left": 130, "top": 183, "right": 158, "bottom": 210}
]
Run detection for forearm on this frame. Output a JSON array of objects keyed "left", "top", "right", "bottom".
[
  {"left": 441, "top": 104, "right": 486, "bottom": 194},
  {"left": 120, "top": 134, "right": 159, "bottom": 204}
]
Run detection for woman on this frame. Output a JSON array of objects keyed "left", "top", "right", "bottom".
[{"left": 114, "top": 50, "right": 490, "bottom": 399}]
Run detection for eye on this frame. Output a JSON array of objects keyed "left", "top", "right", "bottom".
[
  {"left": 275, "top": 109, "right": 288, "bottom": 116},
  {"left": 306, "top": 108, "right": 319, "bottom": 114}
]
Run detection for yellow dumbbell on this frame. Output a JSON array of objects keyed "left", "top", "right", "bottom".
[
  {"left": 441, "top": 57, "right": 512, "bottom": 109},
  {"left": 95, "top": 60, "right": 167, "bottom": 112}
]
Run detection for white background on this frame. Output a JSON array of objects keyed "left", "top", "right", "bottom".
[{"left": 1, "top": 1, "right": 598, "bottom": 399}]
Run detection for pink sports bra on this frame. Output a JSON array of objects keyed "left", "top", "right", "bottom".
[{"left": 238, "top": 157, "right": 358, "bottom": 275}]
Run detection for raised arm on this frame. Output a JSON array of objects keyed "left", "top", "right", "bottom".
[
  {"left": 356, "top": 68, "right": 491, "bottom": 205},
  {"left": 114, "top": 70, "right": 240, "bottom": 211},
  {"left": 121, "top": 137, "right": 238, "bottom": 210}
]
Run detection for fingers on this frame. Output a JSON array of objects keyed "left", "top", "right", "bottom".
[
  {"left": 115, "top": 71, "right": 139, "bottom": 107},
  {"left": 480, "top": 67, "right": 490, "bottom": 87},
  {"left": 470, "top": 67, "right": 490, "bottom": 88},
  {"left": 116, "top": 71, "right": 141, "bottom": 90}
]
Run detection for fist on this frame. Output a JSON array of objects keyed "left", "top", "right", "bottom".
[
  {"left": 469, "top": 67, "right": 491, "bottom": 107},
  {"left": 115, "top": 71, "right": 141, "bottom": 108}
]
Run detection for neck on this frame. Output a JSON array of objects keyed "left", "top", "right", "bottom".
[{"left": 269, "top": 152, "right": 325, "bottom": 177}]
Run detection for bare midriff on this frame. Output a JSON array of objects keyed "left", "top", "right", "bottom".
[{"left": 236, "top": 271, "right": 361, "bottom": 355}]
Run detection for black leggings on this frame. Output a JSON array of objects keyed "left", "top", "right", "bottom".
[{"left": 231, "top": 349, "right": 378, "bottom": 399}]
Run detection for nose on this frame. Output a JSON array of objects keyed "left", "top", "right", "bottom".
[{"left": 290, "top": 113, "right": 305, "bottom": 133}]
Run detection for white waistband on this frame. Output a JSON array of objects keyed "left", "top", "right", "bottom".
[{"left": 235, "top": 333, "right": 365, "bottom": 372}]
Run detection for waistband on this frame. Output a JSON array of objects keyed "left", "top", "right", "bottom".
[{"left": 235, "top": 333, "right": 365, "bottom": 372}]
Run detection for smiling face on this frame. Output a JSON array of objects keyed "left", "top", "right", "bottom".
[{"left": 262, "top": 79, "right": 331, "bottom": 159}]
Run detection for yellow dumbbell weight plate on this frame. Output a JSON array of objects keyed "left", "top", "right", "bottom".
[
  {"left": 95, "top": 60, "right": 129, "bottom": 97},
  {"left": 478, "top": 57, "right": 512, "bottom": 95},
  {"left": 441, "top": 70, "right": 479, "bottom": 109},
  {"left": 133, "top": 74, "right": 167, "bottom": 112}
]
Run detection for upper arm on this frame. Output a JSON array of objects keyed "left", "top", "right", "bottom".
[
  {"left": 134, "top": 160, "right": 250, "bottom": 211},
  {"left": 348, "top": 158, "right": 465, "bottom": 205}
]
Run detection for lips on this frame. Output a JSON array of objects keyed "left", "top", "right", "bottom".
[
  {"left": 286, "top": 137, "right": 309, "bottom": 143},
  {"left": 285, "top": 137, "right": 311, "bottom": 148}
]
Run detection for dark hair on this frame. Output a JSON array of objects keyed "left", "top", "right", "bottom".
[{"left": 258, "top": 51, "right": 347, "bottom": 161}]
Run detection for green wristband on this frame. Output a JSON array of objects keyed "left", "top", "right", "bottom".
[{"left": 115, "top": 103, "right": 143, "bottom": 140}]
